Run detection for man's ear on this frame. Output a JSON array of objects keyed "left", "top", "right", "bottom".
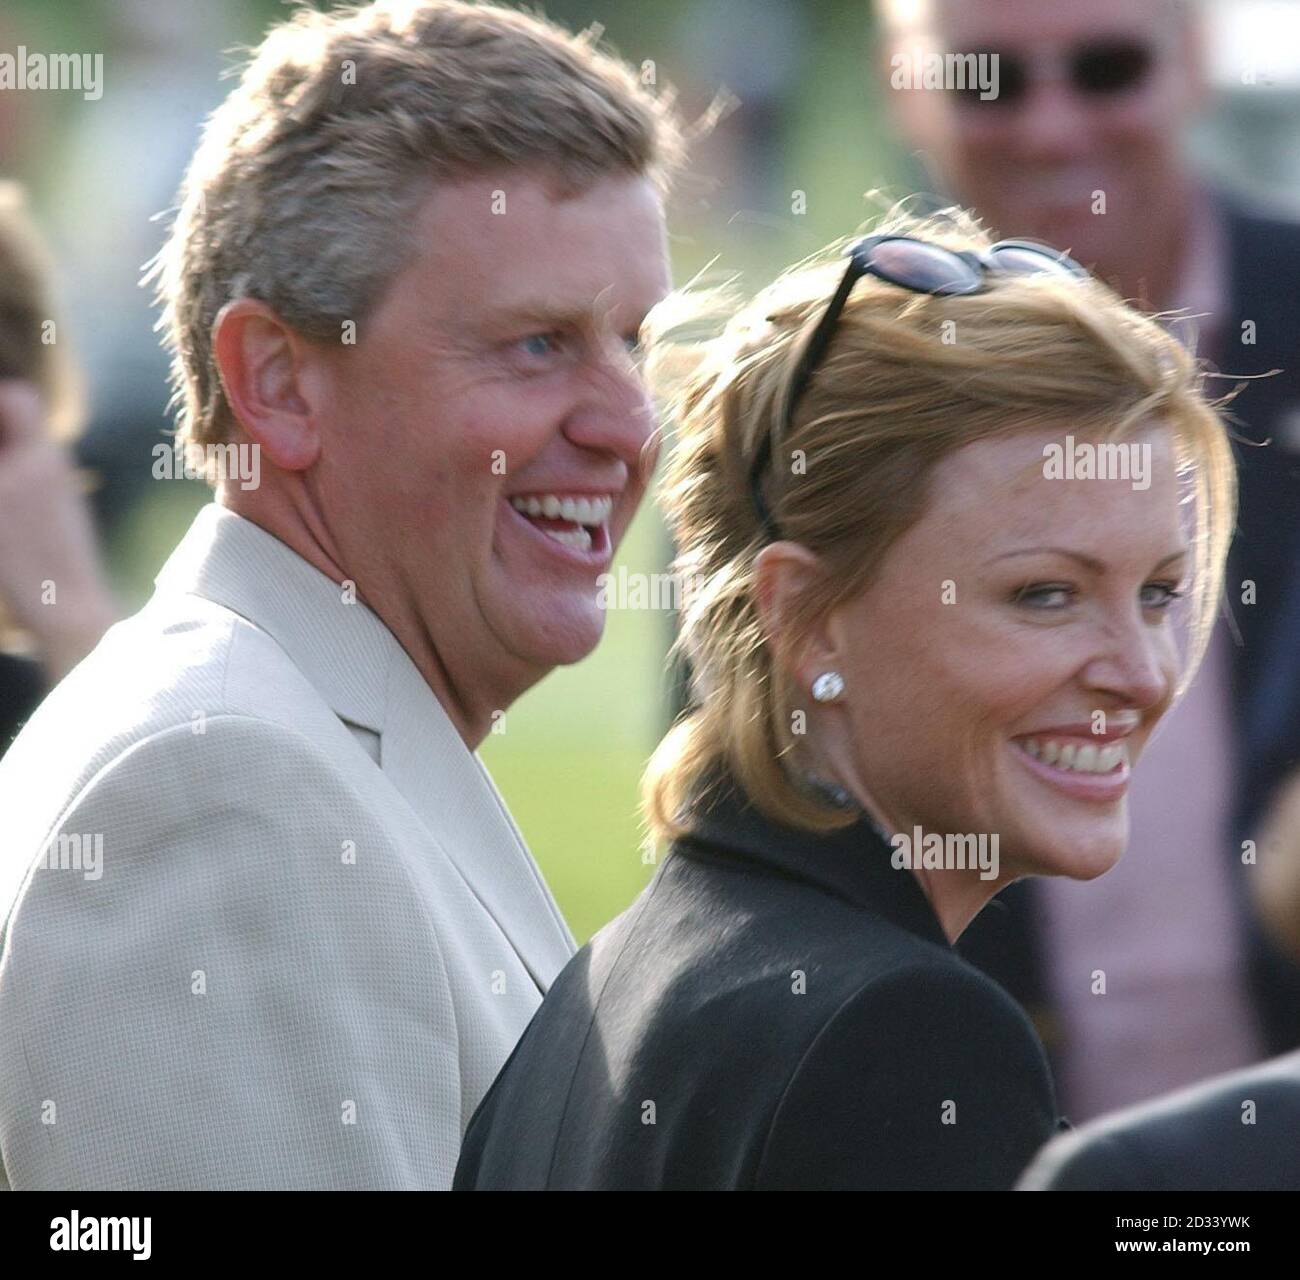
[
  {"left": 753, "top": 541, "right": 839, "bottom": 694},
  {"left": 211, "top": 298, "right": 324, "bottom": 472}
]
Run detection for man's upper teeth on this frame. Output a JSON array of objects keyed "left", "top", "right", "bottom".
[
  {"left": 510, "top": 494, "right": 612, "bottom": 524},
  {"left": 1020, "top": 737, "right": 1127, "bottom": 773}
]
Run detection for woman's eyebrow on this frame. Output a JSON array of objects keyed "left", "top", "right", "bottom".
[{"left": 989, "top": 547, "right": 1189, "bottom": 572}]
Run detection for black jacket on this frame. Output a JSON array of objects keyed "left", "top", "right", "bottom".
[
  {"left": 0, "top": 652, "right": 44, "bottom": 762},
  {"left": 1018, "top": 1049, "right": 1300, "bottom": 1190},
  {"left": 455, "top": 771, "right": 1066, "bottom": 1190}
]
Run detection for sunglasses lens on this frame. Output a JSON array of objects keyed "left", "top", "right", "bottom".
[
  {"left": 989, "top": 244, "right": 1085, "bottom": 278},
  {"left": 1073, "top": 41, "right": 1153, "bottom": 95},
  {"left": 952, "top": 52, "right": 1027, "bottom": 108},
  {"left": 867, "top": 239, "right": 983, "bottom": 294}
]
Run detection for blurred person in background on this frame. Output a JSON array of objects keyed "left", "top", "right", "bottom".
[
  {"left": 0, "top": 0, "right": 678, "bottom": 1190},
  {"left": 1255, "top": 742, "right": 1300, "bottom": 963},
  {"left": 41, "top": 0, "right": 233, "bottom": 542},
  {"left": 455, "top": 207, "right": 1234, "bottom": 1190},
  {"left": 876, "top": 0, "right": 1300, "bottom": 1122},
  {"left": 1017, "top": 743, "right": 1300, "bottom": 1189},
  {"left": 1018, "top": 1039, "right": 1300, "bottom": 1189},
  {"left": 0, "top": 181, "right": 117, "bottom": 756}
]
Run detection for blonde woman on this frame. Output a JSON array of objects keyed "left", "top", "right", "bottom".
[{"left": 455, "top": 207, "right": 1235, "bottom": 1191}]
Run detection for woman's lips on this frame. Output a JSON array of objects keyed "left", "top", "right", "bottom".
[{"left": 1011, "top": 736, "right": 1132, "bottom": 802}]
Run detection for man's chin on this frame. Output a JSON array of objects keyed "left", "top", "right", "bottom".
[{"left": 514, "top": 601, "right": 607, "bottom": 671}]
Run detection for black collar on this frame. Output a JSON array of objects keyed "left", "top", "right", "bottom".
[{"left": 672, "top": 767, "right": 951, "bottom": 951}]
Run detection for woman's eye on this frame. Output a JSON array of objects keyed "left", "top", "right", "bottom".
[
  {"left": 1141, "top": 581, "right": 1186, "bottom": 611},
  {"left": 1014, "top": 583, "right": 1075, "bottom": 609}
]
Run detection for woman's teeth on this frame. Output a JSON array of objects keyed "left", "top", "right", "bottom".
[{"left": 1018, "top": 738, "right": 1128, "bottom": 774}]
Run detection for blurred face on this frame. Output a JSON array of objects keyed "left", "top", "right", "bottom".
[
  {"left": 823, "top": 423, "right": 1186, "bottom": 881},
  {"left": 309, "top": 169, "right": 670, "bottom": 718},
  {"left": 891, "top": 0, "right": 1202, "bottom": 283}
]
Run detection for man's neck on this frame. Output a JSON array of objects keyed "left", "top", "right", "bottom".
[
  {"left": 217, "top": 487, "right": 534, "bottom": 751},
  {"left": 1108, "top": 183, "right": 1204, "bottom": 313}
]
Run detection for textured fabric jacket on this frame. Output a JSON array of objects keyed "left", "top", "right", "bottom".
[
  {"left": 455, "top": 770, "right": 1066, "bottom": 1190},
  {"left": 0, "top": 503, "right": 575, "bottom": 1189}
]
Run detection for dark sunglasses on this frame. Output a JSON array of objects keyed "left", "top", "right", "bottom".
[
  {"left": 957, "top": 39, "right": 1156, "bottom": 108},
  {"left": 748, "top": 234, "right": 1088, "bottom": 541}
]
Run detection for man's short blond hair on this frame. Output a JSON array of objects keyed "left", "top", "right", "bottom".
[{"left": 151, "top": 0, "right": 684, "bottom": 457}]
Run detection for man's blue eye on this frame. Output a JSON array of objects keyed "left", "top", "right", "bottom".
[{"left": 519, "top": 334, "right": 555, "bottom": 358}]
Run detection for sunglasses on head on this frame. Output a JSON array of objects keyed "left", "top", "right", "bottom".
[
  {"left": 955, "top": 39, "right": 1156, "bottom": 108},
  {"left": 747, "top": 234, "right": 1088, "bottom": 541}
]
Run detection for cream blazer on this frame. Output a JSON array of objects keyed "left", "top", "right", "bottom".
[{"left": 0, "top": 503, "right": 575, "bottom": 1188}]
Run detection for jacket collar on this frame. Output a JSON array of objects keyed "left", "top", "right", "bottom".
[
  {"left": 152, "top": 502, "right": 576, "bottom": 986},
  {"left": 673, "top": 765, "right": 950, "bottom": 951},
  {"left": 154, "top": 502, "right": 393, "bottom": 734}
]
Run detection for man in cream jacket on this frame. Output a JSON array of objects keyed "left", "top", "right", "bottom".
[{"left": 0, "top": 0, "right": 677, "bottom": 1189}]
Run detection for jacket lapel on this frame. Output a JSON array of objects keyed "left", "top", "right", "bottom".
[
  {"left": 379, "top": 652, "right": 576, "bottom": 989},
  {"left": 156, "top": 503, "right": 575, "bottom": 990}
]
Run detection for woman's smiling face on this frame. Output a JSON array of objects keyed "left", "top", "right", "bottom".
[{"left": 821, "top": 422, "right": 1188, "bottom": 882}]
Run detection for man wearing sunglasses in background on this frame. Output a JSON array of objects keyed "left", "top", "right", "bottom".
[{"left": 875, "top": 0, "right": 1300, "bottom": 1146}]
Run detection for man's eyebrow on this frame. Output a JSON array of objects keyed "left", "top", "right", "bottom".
[
  {"left": 485, "top": 302, "right": 592, "bottom": 329},
  {"left": 483, "top": 297, "right": 642, "bottom": 332},
  {"left": 989, "top": 547, "right": 1190, "bottom": 573}
]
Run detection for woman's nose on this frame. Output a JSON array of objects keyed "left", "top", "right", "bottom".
[{"left": 1080, "top": 623, "right": 1175, "bottom": 712}]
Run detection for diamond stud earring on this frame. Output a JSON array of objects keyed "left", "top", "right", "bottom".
[{"left": 811, "top": 672, "right": 845, "bottom": 703}]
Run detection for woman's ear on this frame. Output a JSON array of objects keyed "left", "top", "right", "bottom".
[{"left": 754, "top": 541, "right": 837, "bottom": 693}]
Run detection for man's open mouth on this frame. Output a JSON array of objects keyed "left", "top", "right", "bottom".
[{"left": 508, "top": 493, "right": 613, "bottom": 554}]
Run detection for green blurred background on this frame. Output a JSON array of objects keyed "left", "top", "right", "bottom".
[
  {"left": 1, "top": 0, "right": 908, "bottom": 942},
  {"left": 5, "top": 0, "right": 1291, "bottom": 941}
]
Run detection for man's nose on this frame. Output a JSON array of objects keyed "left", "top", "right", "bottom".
[
  {"left": 565, "top": 340, "right": 657, "bottom": 461},
  {"left": 1014, "top": 77, "right": 1097, "bottom": 159}
]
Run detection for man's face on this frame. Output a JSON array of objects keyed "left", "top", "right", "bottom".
[
  {"left": 310, "top": 169, "right": 670, "bottom": 707},
  {"left": 891, "top": 0, "right": 1202, "bottom": 277}
]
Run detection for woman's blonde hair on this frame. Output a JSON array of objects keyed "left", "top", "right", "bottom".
[{"left": 641, "top": 203, "right": 1237, "bottom": 845}]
